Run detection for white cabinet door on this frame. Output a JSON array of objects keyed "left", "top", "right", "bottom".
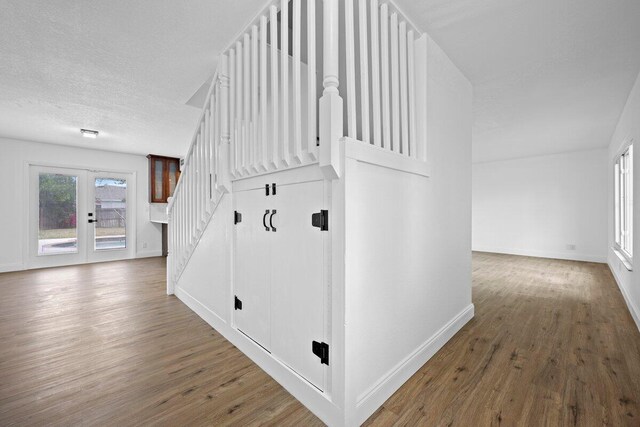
[
  {"left": 271, "top": 180, "right": 326, "bottom": 390},
  {"left": 234, "top": 188, "right": 271, "bottom": 351}
]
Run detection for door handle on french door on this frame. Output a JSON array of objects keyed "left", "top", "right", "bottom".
[
  {"left": 88, "top": 219, "right": 96, "bottom": 223},
  {"left": 269, "top": 210, "right": 276, "bottom": 232},
  {"left": 263, "top": 210, "right": 270, "bottom": 231}
]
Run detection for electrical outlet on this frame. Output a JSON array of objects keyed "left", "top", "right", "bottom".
[{"left": 566, "top": 244, "right": 576, "bottom": 251}]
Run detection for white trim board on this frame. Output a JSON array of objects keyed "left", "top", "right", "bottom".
[
  {"left": 0, "top": 263, "right": 24, "bottom": 273},
  {"left": 472, "top": 247, "right": 607, "bottom": 263},
  {"left": 136, "top": 250, "right": 163, "bottom": 258},
  {"left": 608, "top": 261, "right": 640, "bottom": 333},
  {"left": 352, "top": 304, "right": 474, "bottom": 426}
]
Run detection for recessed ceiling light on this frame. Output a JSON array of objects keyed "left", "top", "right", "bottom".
[{"left": 81, "top": 128, "right": 99, "bottom": 138}]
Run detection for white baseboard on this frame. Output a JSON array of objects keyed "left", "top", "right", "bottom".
[
  {"left": 0, "top": 263, "right": 24, "bottom": 273},
  {"left": 174, "top": 286, "right": 342, "bottom": 426},
  {"left": 0, "top": 252, "right": 161, "bottom": 274},
  {"left": 353, "top": 303, "right": 475, "bottom": 426},
  {"left": 136, "top": 249, "right": 163, "bottom": 258},
  {"left": 608, "top": 262, "right": 640, "bottom": 333},
  {"left": 473, "top": 246, "right": 606, "bottom": 263}
]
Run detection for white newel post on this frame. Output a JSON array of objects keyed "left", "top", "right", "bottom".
[
  {"left": 319, "top": 0, "right": 343, "bottom": 180},
  {"left": 166, "top": 197, "right": 174, "bottom": 295},
  {"left": 219, "top": 54, "right": 232, "bottom": 193}
]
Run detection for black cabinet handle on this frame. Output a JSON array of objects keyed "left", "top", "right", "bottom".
[
  {"left": 263, "top": 210, "right": 270, "bottom": 231},
  {"left": 269, "top": 210, "right": 276, "bottom": 232}
]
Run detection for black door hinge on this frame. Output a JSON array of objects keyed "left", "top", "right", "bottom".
[
  {"left": 234, "top": 211, "right": 242, "bottom": 224},
  {"left": 311, "top": 210, "right": 329, "bottom": 231},
  {"left": 312, "top": 341, "right": 329, "bottom": 365},
  {"left": 234, "top": 295, "right": 243, "bottom": 310}
]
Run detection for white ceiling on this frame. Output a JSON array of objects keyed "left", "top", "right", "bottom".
[
  {"left": 0, "top": 0, "right": 264, "bottom": 157},
  {"left": 1, "top": 1, "right": 639, "bottom": 162},
  {"left": 401, "top": 0, "right": 640, "bottom": 162}
]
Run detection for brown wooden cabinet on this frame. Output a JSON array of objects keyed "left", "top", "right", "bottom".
[{"left": 147, "top": 155, "right": 181, "bottom": 203}]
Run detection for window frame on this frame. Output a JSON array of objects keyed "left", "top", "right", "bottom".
[{"left": 614, "top": 143, "right": 633, "bottom": 263}]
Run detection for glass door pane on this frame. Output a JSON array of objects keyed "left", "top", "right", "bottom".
[
  {"left": 94, "top": 177, "right": 127, "bottom": 251},
  {"left": 38, "top": 173, "right": 78, "bottom": 255},
  {"left": 168, "top": 160, "right": 178, "bottom": 197},
  {"left": 154, "top": 159, "right": 164, "bottom": 201}
]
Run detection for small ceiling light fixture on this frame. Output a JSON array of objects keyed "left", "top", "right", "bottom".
[{"left": 80, "top": 128, "right": 99, "bottom": 139}]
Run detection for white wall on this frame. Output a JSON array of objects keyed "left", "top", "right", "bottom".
[
  {"left": 608, "top": 70, "right": 640, "bottom": 332},
  {"left": 472, "top": 149, "right": 608, "bottom": 262},
  {"left": 0, "top": 137, "right": 162, "bottom": 272},
  {"left": 344, "top": 36, "right": 473, "bottom": 424}
]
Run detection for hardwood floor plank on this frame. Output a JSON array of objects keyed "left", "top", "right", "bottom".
[{"left": 1, "top": 253, "right": 639, "bottom": 426}]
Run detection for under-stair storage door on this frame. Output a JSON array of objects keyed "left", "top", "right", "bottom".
[
  {"left": 234, "top": 188, "right": 271, "bottom": 351},
  {"left": 271, "top": 180, "right": 326, "bottom": 391}
]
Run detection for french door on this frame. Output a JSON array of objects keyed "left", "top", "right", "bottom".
[{"left": 29, "top": 165, "right": 134, "bottom": 269}]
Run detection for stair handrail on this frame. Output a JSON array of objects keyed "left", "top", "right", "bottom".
[{"left": 167, "top": 66, "right": 220, "bottom": 213}]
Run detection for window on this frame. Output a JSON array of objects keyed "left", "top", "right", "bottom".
[{"left": 615, "top": 145, "right": 633, "bottom": 260}]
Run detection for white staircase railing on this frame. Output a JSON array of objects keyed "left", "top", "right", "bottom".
[
  {"left": 166, "top": 0, "right": 431, "bottom": 291},
  {"left": 343, "top": 0, "right": 428, "bottom": 160},
  {"left": 167, "top": 65, "right": 231, "bottom": 287},
  {"left": 224, "top": 0, "right": 322, "bottom": 178}
]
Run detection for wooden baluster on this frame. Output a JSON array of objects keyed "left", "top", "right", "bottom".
[
  {"left": 204, "top": 104, "right": 211, "bottom": 211},
  {"left": 270, "top": 5, "right": 280, "bottom": 169},
  {"left": 214, "top": 89, "right": 223, "bottom": 198},
  {"left": 370, "top": 0, "right": 381, "bottom": 147},
  {"left": 345, "top": 0, "right": 357, "bottom": 139},
  {"left": 184, "top": 164, "right": 190, "bottom": 249},
  {"left": 280, "top": 0, "right": 290, "bottom": 166},
  {"left": 251, "top": 25, "right": 260, "bottom": 172},
  {"left": 380, "top": 4, "right": 390, "bottom": 149},
  {"left": 219, "top": 53, "right": 232, "bottom": 193},
  {"left": 399, "top": 21, "right": 409, "bottom": 156},
  {"left": 243, "top": 33, "right": 251, "bottom": 174},
  {"left": 260, "top": 15, "right": 269, "bottom": 170},
  {"left": 235, "top": 41, "right": 244, "bottom": 176},
  {"left": 229, "top": 49, "right": 237, "bottom": 176},
  {"left": 293, "top": 0, "right": 303, "bottom": 163},
  {"left": 390, "top": 13, "right": 400, "bottom": 153},
  {"left": 201, "top": 121, "right": 207, "bottom": 223},
  {"left": 195, "top": 135, "right": 201, "bottom": 230},
  {"left": 407, "top": 30, "right": 417, "bottom": 158},
  {"left": 307, "top": 0, "right": 317, "bottom": 160},
  {"left": 359, "top": 0, "right": 370, "bottom": 143}
]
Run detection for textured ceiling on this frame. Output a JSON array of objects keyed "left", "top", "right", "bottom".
[
  {"left": 400, "top": 0, "right": 640, "bottom": 162},
  {"left": 0, "top": 0, "right": 264, "bottom": 157},
  {"left": 1, "top": 1, "right": 639, "bottom": 162}
]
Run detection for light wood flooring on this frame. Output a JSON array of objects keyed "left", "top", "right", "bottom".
[{"left": 1, "top": 253, "right": 639, "bottom": 426}]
